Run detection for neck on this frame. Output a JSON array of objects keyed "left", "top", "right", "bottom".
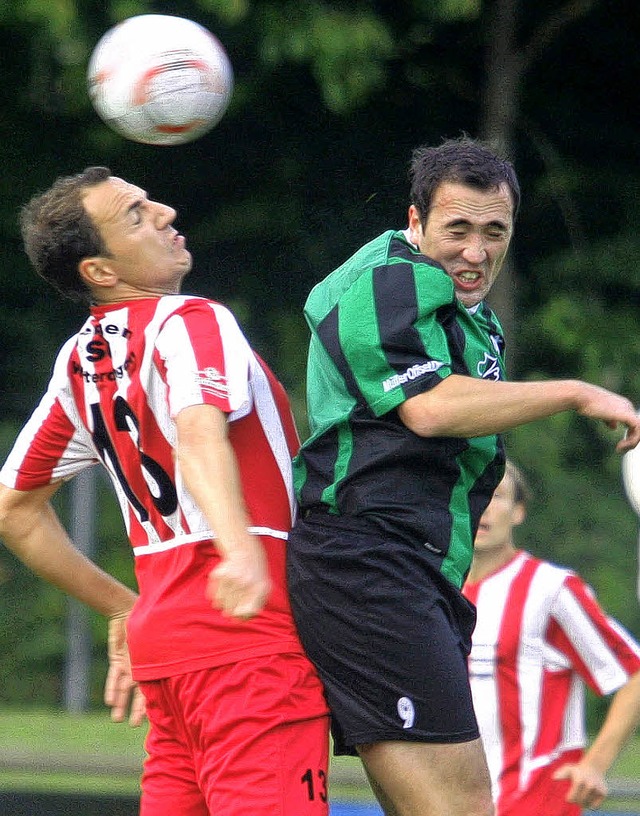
[
  {"left": 467, "top": 542, "right": 517, "bottom": 583},
  {"left": 91, "top": 285, "right": 182, "bottom": 305},
  {"left": 89, "top": 273, "right": 188, "bottom": 305}
]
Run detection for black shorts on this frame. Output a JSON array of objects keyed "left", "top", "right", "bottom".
[{"left": 286, "top": 512, "right": 479, "bottom": 756}]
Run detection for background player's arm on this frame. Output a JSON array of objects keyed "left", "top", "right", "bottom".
[
  {"left": 175, "top": 403, "right": 271, "bottom": 619},
  {"left": 398, "top": 374, "right": 640, "bottom": 451},
  {"left": 553, "top": 669, "right": 640, "bottom": 809},
  {"left": 0, "top": 480, "right": 143, "bottom": 725}
]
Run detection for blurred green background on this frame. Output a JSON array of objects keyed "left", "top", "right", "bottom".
[{"left": 0, "top": 0, "right": 639, "bottom": 743}]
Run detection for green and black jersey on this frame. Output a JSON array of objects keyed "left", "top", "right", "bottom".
[{"left": 294, "top": 229, "right": 506, "bottom": 588}]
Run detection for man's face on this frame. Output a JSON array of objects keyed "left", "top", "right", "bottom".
[
  {"left": 408, "top": 181, "right": 514, "bottom": 308},
  {"left": 474, "top": 471, "right": 524, "bottom": 553},
  {"left": 82, "top": 176, "right": 192, "bottom": 298}
]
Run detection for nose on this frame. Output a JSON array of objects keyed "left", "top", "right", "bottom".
[
  {"left": 461, "top": 234, "right": 487, "bottom": 264},
  {"left": 155, "top": 202, "right": 177, "bottom": 228}
]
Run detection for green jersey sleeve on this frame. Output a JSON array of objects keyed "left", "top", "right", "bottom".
[{"left": 304, "top": 231, "right": 457, "bottom": 431}]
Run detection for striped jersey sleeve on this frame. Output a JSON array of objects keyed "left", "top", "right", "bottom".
[
  {"left": 155, "top": 298, "right": 253, "bottom": 420},
  {"left": 304, "top": 230, "right": 457, "bottom": 432},
  {"left": 546, "top": 572, "right": 640, "bottom": 695},
  {"left": 0, "top": 336, "right": 97, "bottom": 489}
]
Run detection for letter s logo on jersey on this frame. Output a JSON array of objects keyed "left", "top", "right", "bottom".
[
  {"left": 86, "top": 338, "right": 108, "bottom": 362},
  {"left": 477, "top": 352, "right": 502, "bottom": 381}
]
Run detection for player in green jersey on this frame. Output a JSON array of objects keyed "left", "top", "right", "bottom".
[{"left": 287, "top": 136, "right": 640, "bottom": 816}]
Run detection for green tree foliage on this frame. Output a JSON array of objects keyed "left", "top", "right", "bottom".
[{"left": 0, "top": 0, "right": 639, "bottom": 707}]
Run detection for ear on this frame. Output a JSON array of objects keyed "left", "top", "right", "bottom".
[
  {"left": 512, "top": 502, "right": 526, "bottom": 528},
  {"left": 78, "top": 256, "right": 117, "bottom": 291},
  {"left": 407, "top": 205, "right": 423, "bottom": 246}
]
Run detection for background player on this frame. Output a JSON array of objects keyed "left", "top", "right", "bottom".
[
  {"left": 464, "top": 459, "right": 640, "bottom": 815},
  {"left": 0, "top": 167, "right": 329, "bottom": 816}
]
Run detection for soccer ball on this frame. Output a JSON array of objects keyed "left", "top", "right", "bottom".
[
  {"left": 87, "top": 14, "right": 233, "bottom": 146},
  {"left": 623, "top": 438, "right": 640, "bottom": 516}
]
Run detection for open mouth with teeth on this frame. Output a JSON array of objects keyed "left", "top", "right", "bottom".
[{"left": 456, "top": 271, "right": 481, "bottom": 284}]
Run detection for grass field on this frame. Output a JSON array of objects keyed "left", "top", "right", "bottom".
[
  {"left": 0, "top": 708, "right": 638, "bottom": 810},
  {"left": 0, "top": 708, "right": 374, "bottom": 800}
]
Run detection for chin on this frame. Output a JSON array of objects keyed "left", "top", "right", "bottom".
[{"left": 456, "top": 293, "right": 482, "bottom": 309}]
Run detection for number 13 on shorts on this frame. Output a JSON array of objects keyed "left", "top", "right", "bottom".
[{"left": 301, "top": 767, "right": 328, "bottom": 803}]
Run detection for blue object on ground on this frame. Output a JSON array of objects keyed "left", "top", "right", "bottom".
[
  {"left": 328, "top": 803, "right": 632, "bottom": 816},
  {"left": 330, "top": 804, "right": 382, "bottom": 816}
]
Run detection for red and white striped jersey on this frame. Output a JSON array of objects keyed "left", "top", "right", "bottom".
[
  {"left": 0, "top": 295, "right": 310, "bottom": 680},
  {"left": 463, "top": 551, "right": 640, "bottom": 816}
]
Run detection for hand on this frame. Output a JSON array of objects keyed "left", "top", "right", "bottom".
[
  {"left": 206, "top": 536, "right": 271, "bottom": 619},
  {"left": 104, "top": 610, "right": 146, "bottom": 727},
  {"left": 575, "top": 383, "right": 640, "bottom": 452},
  {"left": 553, "top": 761, "right": 608, "bottom": 810}
]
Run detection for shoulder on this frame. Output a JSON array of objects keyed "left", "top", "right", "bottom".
[
  {"left": 157, "top": 295, "right": 242, "bottom": 329},
  {"left": 159, "top": 293, "right": 218, "bottom": 315},
  {"left": 305, "top": 230, "right": 453, "bottom": 324},
  {"left": 523, "top": 553, "right": 574, "bottom": 588},
  {"left": 53, "top": 332, "right": 85, "bottom": 377},
  {"left": 155, "top": 296, "right": 252, "bottom": 359},
  {"left": 529, "top": 558, "right": 593, "bottom": 612},
  {"left": 484, "top": 553, "right": 571, "bottom": 607},
  {"left": 532, "top": 554, "right": 577, "bottom": 583}
]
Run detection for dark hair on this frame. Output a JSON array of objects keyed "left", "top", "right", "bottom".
[
  {"left": 409, "top": 136, "right": 520, "bottom": 224},
  {"left": 504, "top": 459, "right": 532, "bottom": 505},
  {"left": 19, "top": 166, "right": 112, "bottom": 301}
]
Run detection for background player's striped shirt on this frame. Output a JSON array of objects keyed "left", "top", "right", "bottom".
[{"left": 463, "top": 551, "right": 640, "bottom": 815}]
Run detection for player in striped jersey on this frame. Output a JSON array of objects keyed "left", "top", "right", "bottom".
[
  {"left": 464, "top": 460, "right": 640, "bottom": 815},
  {"left": 0, "top": 167, "right": 329, "bottom": 816},
  {"left": 286, "top": 137, "right": 640, "bottom": 816}
]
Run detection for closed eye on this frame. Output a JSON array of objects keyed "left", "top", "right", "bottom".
[{"left": 126, "top": 199, "right": 145, "bottom": 225}]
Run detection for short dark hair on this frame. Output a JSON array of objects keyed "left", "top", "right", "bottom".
[
  {"left": 19, "top": 166, "right": 112, "bottom": 301},
  {"left": 504, "top": 459, "right": 532, "bottom": 505},
  {"left": 409, "top": 136, "right": 520, "bottom": 223}
]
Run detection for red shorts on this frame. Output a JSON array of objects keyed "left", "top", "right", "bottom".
[
  {"left": 139, "top": 654, "right": 330, "bottom": 816},
  {"left": 499, "top": 749, "right": 583, "bottom": 816}
]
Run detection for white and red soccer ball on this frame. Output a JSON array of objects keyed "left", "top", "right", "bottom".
[{"left": 87, "top": 14, "right": 233, "bottom": 146}]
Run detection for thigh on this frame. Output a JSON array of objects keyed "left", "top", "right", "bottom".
[
  {"left": 357, "top": 738, "right": 493, "bottom": 816},
  {"left": 140, "top": 679, "right": 209, "bottom": 816},
  {"left": 205, "top": 712, "right": 330, "bottom": 816},
  {"left": 180, "top": 655, "right": 330, "bottom": 816}
]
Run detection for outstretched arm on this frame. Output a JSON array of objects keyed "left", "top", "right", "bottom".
[
  {"left": 398, "top": 374, "right": 640, "bottom": 452},
  {"left": 175, "top": 403, "right": 271, "bottom": 620},
  {"left": 553, "top": 669, "right": 640, "bottom": 809},
  {"left": 0, "top": 481, "right": 142, "bottom": 723}
]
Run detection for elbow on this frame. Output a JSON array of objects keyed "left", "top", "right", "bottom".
[
  {"left": 0, "top": 483, "right": 51, "bottom": 545},
  {"left": 397, "top": 399, "right": 447, "bottom": 437}
]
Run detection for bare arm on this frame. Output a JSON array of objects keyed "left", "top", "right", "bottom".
[
  {"left": 553, "top": 669, "right": 640, "bottom": 809},
  {"left": 0, "top": 480, "right": 143, "bottom": 724},
  {"left": 398, "top": 374, "right": 640, "bottom": 452},
  {"left": 175, "top": 403, "right": 270, "bottom": 619},
  {"left": 0, "top": 481, "right": 137, "bottom": 615}
]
